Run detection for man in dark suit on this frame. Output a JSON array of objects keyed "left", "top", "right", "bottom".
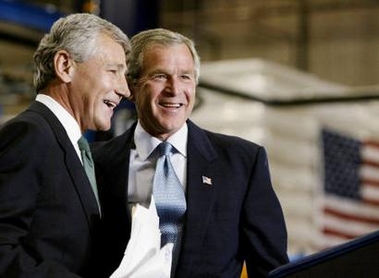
[
  {"left": 0, "top": 13, "right": 130, "bottom": 277},
  {"left": 92, "top": 28, "right": 289, "bottom": 277}
]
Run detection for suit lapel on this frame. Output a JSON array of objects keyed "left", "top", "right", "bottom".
[
  {"left": 179, "top": 121, "right": 218, "bottom": 269},
  {"left": 101, "top": 128, "right": 134, "bottom": 221},
  {"left": 93, "top": 125, "right": 135, "bottom": 237},
  {"left": 28, "top": 102, "right": 100, "bottom": 231}
]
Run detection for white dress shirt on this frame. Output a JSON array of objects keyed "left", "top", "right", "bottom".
[
  {"left": 128, "top": 121, "right": 188, "bottom": 208},
  {"left": 35, "top": 94, "right": 82, "bottom": 162}
]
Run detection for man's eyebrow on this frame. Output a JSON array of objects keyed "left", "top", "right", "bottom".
[
  {"left": 107, "top": 63, "right": 127, "bottom": 72},
  {"left": 147, "top": 69, "right": 166, "bottom": 76}
]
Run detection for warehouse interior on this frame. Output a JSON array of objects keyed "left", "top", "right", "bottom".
[
  {"left": 1, "top": 0, "right": 379, "bottom": 264},
  {"left": 2, "top": 0, "right": 379, "bottom": 111}
]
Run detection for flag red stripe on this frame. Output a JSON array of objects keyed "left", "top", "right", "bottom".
[
  {"left": 362, "top": 160, "right": 379, "bottom": 168},
  {"left": 323, "top": 207, "right": 379, "bottom": 225},
  {"left": 361, "top": 178, "right": 379, "bottom": 187},
  {"left": 322, "top": 228, "right": 356, "bottom": 240},
  {"left": 362, "top": 197, "right": 379, "bottom": 206},
  {"left": 364, "top": 141, "right": 379, "bottom": 148}
]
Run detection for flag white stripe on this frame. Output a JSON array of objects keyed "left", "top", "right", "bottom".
[
  {"left": 360, "top": 165, "right": 379, "bottom": 183},
  {"left": 362, "top": 183, "right": 379, "bottom": 202},
  {"left": 323, "top": 213, "right": 379, "bottom": 236},
  {"left": 324, "top": 195, "right": 379, "bottom": 220},
  {"left": 362, "top": 145, "right": 379, "bottom": 164}
]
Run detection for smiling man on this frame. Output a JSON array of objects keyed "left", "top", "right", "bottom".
[
  {"left": 92, "top": 28, "right": 289, "bottom": 277},
  {"left": 0, "top": 13, "right": 130, "bottom": 277},
  {"left": 131, "top": 42, "right": 195, "bottom": 140}
]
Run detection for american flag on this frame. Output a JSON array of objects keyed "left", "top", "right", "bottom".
[{"left": 319, "top": 128, "right": 379, "bottom": 250}]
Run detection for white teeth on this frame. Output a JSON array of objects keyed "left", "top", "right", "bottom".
[{"left": 162, "top": 103, "right": 181, "bottom": 108}]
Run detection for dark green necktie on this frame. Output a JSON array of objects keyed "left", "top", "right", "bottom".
[{"left": 78, "top": 136, "right": 101, "bottom": 212}]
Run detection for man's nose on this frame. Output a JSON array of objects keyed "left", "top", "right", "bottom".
[
  {"left": 117, "top": 75, "right": 131, "bottom": 98},
  {"left": 165, "top": 77, "right": 180, "bottom": 95}
]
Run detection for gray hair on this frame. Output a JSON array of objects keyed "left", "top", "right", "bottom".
[
  {"left": 33, "top": 13, "right": 130, "bottom": 92},
  {"left": 127, "top": 28, "right": 200, "bottom": 86}
]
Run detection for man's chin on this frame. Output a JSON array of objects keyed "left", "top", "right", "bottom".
[{"left": 94, "top": 121, "right": 112, "bottom": 132}]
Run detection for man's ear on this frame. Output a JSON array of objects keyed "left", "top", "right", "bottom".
[{"left": 54, "top": 50, "right": 74, "bottom": 83}]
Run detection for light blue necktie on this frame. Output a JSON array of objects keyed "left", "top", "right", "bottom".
[
  {"left": 153, "top": 142, "right": 187, "bottom": 249},
  {"left": 78, "top": 136, "right": 101, "bottom": 212}
]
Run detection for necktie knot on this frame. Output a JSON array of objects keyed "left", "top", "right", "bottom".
[
  {"left": 158, "top": 141, "right": 173, "bottom": 157},
  {"left": 78, "top": 136, "right": 90, "bottom": 152},
  {"left": 78, "top": 136, "right": 93, "bottom": 167}
]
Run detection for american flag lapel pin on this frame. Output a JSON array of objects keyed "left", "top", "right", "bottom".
[{"left": 202, "top": 175, "right": 212, "bottom": 186}]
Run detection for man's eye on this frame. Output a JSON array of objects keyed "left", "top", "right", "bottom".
[
  {"left": 182, "top": 74, "right": 194, "bottom": 81},
  {"left": 154, "top": 74, "right": 166, "bottom": 80}
]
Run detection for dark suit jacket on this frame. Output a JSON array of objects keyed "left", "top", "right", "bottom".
[
  {"left": 0, "top": 101, "right": 102, "bottom": 277},
  {"left": 93, "top": 120, "right": 289, "bottom": 277}
]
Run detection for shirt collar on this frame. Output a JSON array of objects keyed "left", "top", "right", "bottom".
[
  {"left": 134, "top": 121, "right": 188, "bottom": 160},
  {"left": 35, "top": 94, "right": 82, "bottom": 144}
]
